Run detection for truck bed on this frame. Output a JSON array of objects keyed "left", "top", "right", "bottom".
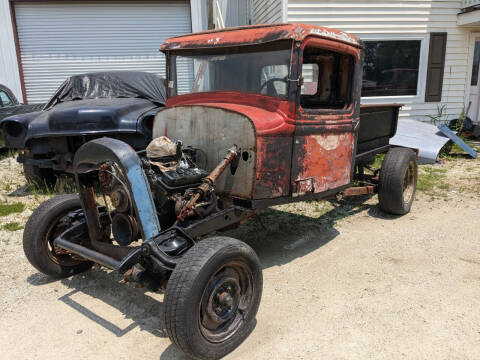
[{"left": 357, "top": 104, "right": 402, "bottom": 158}]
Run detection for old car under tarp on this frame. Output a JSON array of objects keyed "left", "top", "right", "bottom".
[{"left": 0, "top": 71, "right": 166, "bottom": 186}]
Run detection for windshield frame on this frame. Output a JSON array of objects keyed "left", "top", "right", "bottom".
[{"left": 166, "top": 40, "right": 295, "bottom": 100}]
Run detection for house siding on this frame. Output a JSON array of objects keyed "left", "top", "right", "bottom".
[
  {"left": 285, "top": 0, "right": 472, "bottom": 123},
  {"left": 253, "top": 0, "right": 283, "bottom": 24}
]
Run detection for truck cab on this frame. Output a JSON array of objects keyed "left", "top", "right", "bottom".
[{"left": 157, "top": 23, "right": 364, "bottom": 203}]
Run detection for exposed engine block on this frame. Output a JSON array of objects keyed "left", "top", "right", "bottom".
[{"left": 98, "top": 136, "right": 230, "bottom": 247}]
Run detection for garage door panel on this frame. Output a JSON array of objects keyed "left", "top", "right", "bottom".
[{"left": 15, "top": 1, "right": 192, "bottom": 103}]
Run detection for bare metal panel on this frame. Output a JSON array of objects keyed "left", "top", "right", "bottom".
[
  {"left": 153, "top": 105, "right": 256, "bottom": 198},
  {"left": 389, "top": 119, "right": 450, "bottom": 164}
]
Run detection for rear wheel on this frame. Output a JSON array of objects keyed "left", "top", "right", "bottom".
[
  {"left": 23, "top": 194, "right": 93, "bottom": 277},
  {"left": 164, "top": 237, "right": 262, "bottom": 360},
  {"left": 378, "top": 147, "right": 418, "bottom": 215}
]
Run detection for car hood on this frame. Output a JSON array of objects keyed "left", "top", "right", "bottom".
[
  {"left": 1, "top": 98, "right": 159, "bottom": 148},
  {"left": 0, "top": 103, "right": 45, "bottom": 122}
]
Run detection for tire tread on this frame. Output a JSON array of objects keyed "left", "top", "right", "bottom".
[{"left": 164, "top": 237, "right": 262, "bottom": 360}]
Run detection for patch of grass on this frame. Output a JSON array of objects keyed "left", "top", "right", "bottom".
[
  {"left": 372, "top": 154, "right": 385, "bottom": 169},
  {"left": 2, "top": 222, "right": 23, "bottom": 231},
  {"left": 417, "top": 167, "right": 449, "bottom": 196},
  {"left": 0, "top": 202, "right": 25, "bottom": 217}
]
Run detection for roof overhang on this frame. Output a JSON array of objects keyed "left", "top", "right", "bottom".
[{"left": 458, "top": 8, "right": 480, "bottom": 26}]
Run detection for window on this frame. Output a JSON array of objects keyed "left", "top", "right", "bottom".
[
  {"left": 362, "top": 40, "right": 421, "bottom": 97},
  {"left": 471, "top": 41, "right": 480, "bottom": 86},
  {"left": 260, "top": 64, "right": 289, "bottom": 97},
  {"left": 301, "top": 63, "right": 319, "bottom": 95},
  {"left": 300, "top": 48, "right": 354, "bottom": 109},
  {"left": 0, "top": 91, "right": 12, "bottom": 107},
  {"left": 168, "top": 41, "right": 292, "bottom": 99}
]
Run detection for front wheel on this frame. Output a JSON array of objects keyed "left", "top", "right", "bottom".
[
  {"left": 164, "top": 237, "right": 262, "bottom": 360},
  {"left": 23, "top": 194, "right": 93, "bottom": 277},
  {"left": 378, "top": 147, "right": 418, "bottom": 215}
]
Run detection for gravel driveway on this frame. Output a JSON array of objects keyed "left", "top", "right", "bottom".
[{"left": 0, "top": 155, "right": 479, "bottom": 360}]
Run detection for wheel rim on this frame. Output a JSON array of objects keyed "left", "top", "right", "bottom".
[
  {"left": 45, "top": 211, "right": 84, "bottom": 267},
  {"left": 402, "top": 161, "right": 416, "bottom": 204},
  {"left": 199, "top": 260, "right": 254, "bottom": 343}
]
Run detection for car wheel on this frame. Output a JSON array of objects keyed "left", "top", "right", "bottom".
[
  {"left": 378, "top": 147, "right": 418, "bottom": 215},
  {"left": 23, "top": 194, "right": 93, "bottom": 277},
  {"left": 164, "top": 236, "right": 263, "bottom": 360}
]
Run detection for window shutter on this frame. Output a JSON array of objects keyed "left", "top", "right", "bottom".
[{"left": 425, "top": 32, "right": 447, "bottom": 102}]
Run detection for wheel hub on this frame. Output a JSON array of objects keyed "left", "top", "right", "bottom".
[
  {"left": 199, "top": 263, "right": 254, "bottom": 343},
  {"left": 207, "top": 277, "right": 240, "bottom": 324}
]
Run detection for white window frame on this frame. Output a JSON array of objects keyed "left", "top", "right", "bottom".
[{"left": 359, "top": 34, "right": 430, "bottom": 105}]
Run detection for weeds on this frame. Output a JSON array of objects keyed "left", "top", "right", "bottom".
[
  {"left": 372, "top": 154, "right": 385, "bottom": 169},
  {"left": 0, "top": 202, "right": 25, "bottom": 217},
  {"left": 417, "top": 167, "right": 449, "bottom": 196},
  {"left": 426, "top": 104, "right": 449, "bottom": 126},
  {"left": 2, "top": 222, "right": 23, "bottom": 231}
]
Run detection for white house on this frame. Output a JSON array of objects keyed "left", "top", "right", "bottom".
[
  {"left": 252, "top": 0, "right": 480, "bottom": 124},
  {"left": 2, "top": 0, "right": 480, "bottom": 125}
]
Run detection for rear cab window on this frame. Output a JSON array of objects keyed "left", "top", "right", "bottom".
[{"left": 300, "top": 47, "right": 354, "bottom": 111}]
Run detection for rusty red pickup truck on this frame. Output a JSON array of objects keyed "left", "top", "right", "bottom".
[{"left": 23, "top": 24, "right": 417, "bottom": 360}]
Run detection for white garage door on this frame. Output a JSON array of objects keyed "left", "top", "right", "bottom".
[{"left": 14, "top": 1, "right": 193, "bottom": 103}]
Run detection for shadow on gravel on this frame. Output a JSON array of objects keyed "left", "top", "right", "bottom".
[
  {"left": 27, "top": 272, "right": 59, "bottom": 285},
  {"left": 57, "top": 269, "right": 167, "bottom": 338},
  {"left": 223, "top": 195, "right": 391, "bottom": 269}
]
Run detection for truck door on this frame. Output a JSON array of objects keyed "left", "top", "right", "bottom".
[{"left": 291, "top": 38, "right": 363, "bottom": 197}]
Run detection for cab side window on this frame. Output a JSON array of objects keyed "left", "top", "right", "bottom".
[
  {"left": 0, "top": 91, "right": 12, "bottom": 107},
  {"left": 301, "top": 48, "right": 354, "bottom": 110}
]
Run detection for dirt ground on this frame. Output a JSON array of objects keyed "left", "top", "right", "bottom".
[{"left": 1, "top": 154, "right": 480, "bottom": 360}]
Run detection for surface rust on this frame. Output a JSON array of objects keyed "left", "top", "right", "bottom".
[
  {"left": 160, "top": 23, "right": 362, "bottom": 51},
  {"left": 177, "top": 146, "right": 239, "bottom": 222},
  {"left": 343, "top": 185, "right": 376, "bottom": 197}
]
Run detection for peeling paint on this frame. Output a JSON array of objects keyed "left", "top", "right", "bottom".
[{"left": 312, "top": 134, "right": 341, "bottom": 151}]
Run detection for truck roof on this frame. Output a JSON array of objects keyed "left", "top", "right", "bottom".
[{"left": 160, "top": 23, "right": 362, "bottom": 52}]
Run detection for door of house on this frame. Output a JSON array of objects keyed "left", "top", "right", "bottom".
[{"left": 468, "top": 35, "right": 480, "bottom": 123}]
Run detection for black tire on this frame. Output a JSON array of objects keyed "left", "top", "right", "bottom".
[
  {"left": 23, "top": 163, "right": 56, "bottom": 188},
  {"left": 164, "top": 237, "right": 263, "bottom": 360},
  {"left": 378, "top": 147, "right": 418, "bottom": 215},
  {"left": 23, "top": 194, "right": 93, "bottom": 277}
]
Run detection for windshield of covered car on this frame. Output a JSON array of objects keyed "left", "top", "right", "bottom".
[{"left": 168, "top": 40, "right": 293, "bottom": 99}]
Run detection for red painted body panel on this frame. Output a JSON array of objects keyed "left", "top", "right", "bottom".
[
  {"left": 292, "top": 133, "right": 355, "bottom": 196},
  {"left": 166, "top": 92, "right": 295, "bottom": 136}
]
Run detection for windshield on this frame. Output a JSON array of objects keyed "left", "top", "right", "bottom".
[{"left": 168, "top": 40, "right": 293, "bottom": 99}]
